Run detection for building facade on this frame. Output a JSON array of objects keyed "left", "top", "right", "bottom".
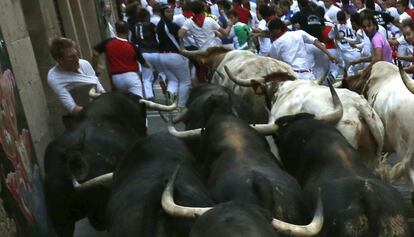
[{"left": 0, "top": 0, "right": 116, "bottom": 235}]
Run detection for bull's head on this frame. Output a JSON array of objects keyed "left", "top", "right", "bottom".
[
  {"left": 223, "top": 65, "right": 297, "bottom": 109},
  {"left": 162, "top": 166, "right": 324, "bottom": 236},
  {"left": 342, "top": 63, "right": 374, "bottom": 96},
  {"left": 168, "top": 80, "right": 343, "bottom": 139},
  {"left": 179, "top": 47, "right": 232, "bottom": 69}
]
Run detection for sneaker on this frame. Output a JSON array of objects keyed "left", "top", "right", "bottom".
[{"left": 165, "top": 92, "right": 177, "bottom": 105}]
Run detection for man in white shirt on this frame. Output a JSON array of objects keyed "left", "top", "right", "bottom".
[
  {"left": 178, "top": 0, "right": 232, "bottom": 49},
  {"left": 268, "top": 19, "right": 337, "bottom": 80},
  {"left": 323, "top": 0, "right": 341, "bottom": 23},
  {"left": 48, "top": 37, "right": 106, "bottom": 114},
  {"left": 329, "top": 11, "right": 364, "bottom": 75}
]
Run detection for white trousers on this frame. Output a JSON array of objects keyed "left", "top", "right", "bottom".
[
  {"left": 112, "top": 72, "right": 143, "bottom": 97},
  {"left": 341, "top": 50, "right": 365, "bottom": 76},
  {"left": 142, "top": 52, "right": 162, "bottom": 100},
  {"left": 158, "top": 53, "right": 191, "bottom": 107}
]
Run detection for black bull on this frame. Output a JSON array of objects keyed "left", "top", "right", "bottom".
[
  {"left": 167, "top": 84, "right": 255, "bottom": 159},
  {"left": 168, "top": 112, "right": 323, "bottom": 236},
  {"left": 273, "top": 113, "right": 411, "bottom": 237},
  {"left": 44, "top": 92, "right": 147, "bottom": 236},
  {"left": 181, "top": 84, "right": 255, "bottom": 130},
  {"left": 200, "top": 115, "right": 317, "bottom": 232},
  {"left": 106, "top": 133, "right": 213, "bottom": 237}
]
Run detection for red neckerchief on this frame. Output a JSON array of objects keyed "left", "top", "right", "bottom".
[
  {"left": 183, "top": 10, "right": 194, "bottom": 18},
  {"left": 192, "top": 13, "right": 206, "bottom": 27},
  {"left": 271, "top": 29, "right": 289, "bottom": 42}
]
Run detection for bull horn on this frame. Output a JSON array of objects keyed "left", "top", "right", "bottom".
[
  {"left": 72, "top": 172, "right": 113, "bottom": 192},
  {"left": 159, "top": 108, "right": 188, "bottom": 124},
  {"left": 162, "top": 166, "right": 212, "bottom": 219},
  {"left": 89, "top": 87, "right": 102, "bottom": 98},
  {"left": 140, "top": 99, "right": 177, "bottom": 111},
  {"left": 168, "top": 123, "right": 202, "bottom": 139},
  {"left": 250, "top": 123, "right": 279, "bottom": 135},
  {"left": 398, "top": 60, "right": 414, "bottom": 94},
  {"left": 316, "top": 70, "right": 329, "bottom": 85},
  {"left": 172, "top": 108, "right": 188, "bottom": 123},
  {"left": 315, "top": 80, "right": 343, "bottom": 124},
  {"left": 179, "top": 48, "right": 208, "bottom": 59},
  {"left": 224, "top": 66, "right": 265, "bottom": 87},
  {"left": 272, "top": 193, "right": 323, "bottom": 236}
]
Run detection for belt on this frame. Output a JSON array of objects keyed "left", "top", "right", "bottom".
[{"left": 293, "top": 68, "right": 312, "bottom": 73}]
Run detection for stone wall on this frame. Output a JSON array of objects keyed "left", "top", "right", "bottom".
[{"left": 0, "top": 0, "right": 54, "bottom": 176}]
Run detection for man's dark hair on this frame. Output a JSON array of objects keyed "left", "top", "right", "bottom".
[
  {"left": 402, "top": 18, "right": 414, "bottom": 31},
  {"left": 365, "top": 0, "right": 375, "bottom": 10},
  {"left": 216, "top": 0, "right": 231, "bottom": 10},
  {"left": 137, "top": 7, "right": 151, "bottom": 22},
  {"left": 309, "top": 1, "right": 325, "bottom": 17},
  {"left": 397, "top": 0, "right": 409, "bottom": 8},
  {"left": 279, "top": 0, "right": 292, "bottom": 7},
  {"left": 268, "top": 18, "right": 288, "bottom": 31},
  {"left": 181, "top": 1, "right": 192, "bottom": 11},
  {"left": 227, "top": 9, "right": 239, "bottom": 18},
  {"left": 350, "top": 12, "right": 362, "bottom": 26},
  {"left": 233, "top": 0, "right": 243, "bottom": 5},
  {"left": 115, "top": 20, "right": 130, "bottom": 34},
  {"left": 337, "top": 10, "right": 346, "bottom": 22},
  {"left": 258, "top": 4, "right": 275, "bottom": 18},
  {"left": 191, "top": 0, "right": 205, "bottom": 14},
  {"left": 50, "top": 37, "right": 76, "bottom": 60},
  {"left": 152, "top": 3, "right": 163, "bottom": 14},
  {"left": 360, "top": 11, "right": 378, "bottom": 27},
  {"left": 297, "top": 0, "right": 309, "bottom": 9}
]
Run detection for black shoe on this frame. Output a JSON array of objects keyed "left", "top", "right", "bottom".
[{"left": 165, "top": 92, "right": 177, "bottom": 105}]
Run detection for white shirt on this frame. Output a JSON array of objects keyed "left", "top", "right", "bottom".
[
  {"left": 48, "top": 59, "right": 105, "bottom": 112},
  {"left": 400, "top": 12, "right": 411, "bottom": 23},
  {"left": 355, "top": 29, "right": 372, "bottom": 57},
  {"left": 269, "top": 30, "right": 317, "bottom": 70},
  {"left": 257, "top": 19, "right": 271, "bottom": 56},
  {"left": 174, "top": 15, "right": 196, "bottom": 47},
  {"left": 210, "top": 4, "right": 221, "bottom": 18},
  {"left": 329, "top": 23, "right": 359, "bottom": 53},
  {"left": 324, "top": 4, "right": 341, "bottom": 23},
  {"left": 151, "top": 15, "right": 161, "bottom": 26},
  {"left": 182, "top": 17, "right": 222, "bottom": 49}
]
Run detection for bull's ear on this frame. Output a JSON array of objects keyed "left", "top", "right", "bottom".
[
  {"left": 66, "top": 151, "right": 89, "bottom": 181},
  {"left": 251, "top": 80, "right": 266, "bottom": 96}
]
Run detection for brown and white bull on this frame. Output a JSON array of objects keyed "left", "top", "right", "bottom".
[
  {"left": 181, "top": 47, "right": 297, "bottom": 123},
  {"left": 344, "top": 61, "right": 414, "bottom": 185},
  {"left": 225, "top": 68, "right": 385, "bottom": 170}
]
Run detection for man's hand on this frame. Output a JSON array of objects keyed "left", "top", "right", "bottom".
[
  {"left": 72, "top": 105, "right": 83, "bottom": 114},
  {"left": 349, "top": 59, "right": 358, "bottom": 65},
  {"left": 328, "top": 54, "right": 338, "bottom": 64}
]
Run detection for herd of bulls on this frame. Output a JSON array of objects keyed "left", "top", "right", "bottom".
[{"left": 44, "top": 48, "right": 414, "bottom": 237}]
